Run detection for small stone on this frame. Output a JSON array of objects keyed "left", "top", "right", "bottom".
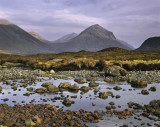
[{"left": 141, "top": 90, "right": 149, "bottom": 95}]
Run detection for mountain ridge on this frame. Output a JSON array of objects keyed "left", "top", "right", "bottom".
[{"left": 51, "top": 24, "right": 133, "bottom": 53}]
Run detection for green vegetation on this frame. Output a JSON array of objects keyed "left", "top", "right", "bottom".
[{"left": 1, "top": 48, "right": 160, "bottom": 71}]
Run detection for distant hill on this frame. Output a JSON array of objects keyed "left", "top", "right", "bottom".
[
  {"left": 99, "top": 47, "right": 129, "bottom": 52},
  {"left": 137, "top": 37, "right": 160, "bottom": 51},
  {"left": 53, "top": 33, "right": 77, "bottom": 43},
  {"left": 0, "top": 19, "right": 54, "bottom": 55},
  {"left": 51, "top": 24, "right": 133, "bottom": 53}
]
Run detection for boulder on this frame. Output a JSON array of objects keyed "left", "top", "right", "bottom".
[
  {"left": 0, "top": 86, "right": 2, "bottom": 92},
  {"left": 59, "top": 82, "right": 71, "bottom": 89},
  {"left": 89, "top": 81, "right": 99, "bottom": 87},
  {"left": 50, "top": 69, "right": 55, "bottom": 75},
  {"left": 80, "top": 86, "right": 89, "bottom": 92},
  {"left": 62, "top": 99, "right": 74, "bottom": 106},
  {"left": 105, "top": 66, "right": 128, "bottom": 77},
  {"left": 74, "top": 78, "right": 85, "bottom": 84},
  {"left": 11, "top": 86, "right": 17, "bottom": 91},
  {"left": 99, "top": 92, "right": 108, "bottom": 99},
  {"left": 68, "top": 84, "right": 79, "bottom": 91},
  {"left": 23, "top": 92, "right": 30, "bottom": 96},
  {"left": 41, "top": 82, "right": 53, "bottom": 87},
  {"left": 35, "top": 88, "right": 47, "bottom": 93},
  {"left": 149, "top": 86, "right": 156, "bottom": 91},
  {"left": 130, "top": 80, "right": 147, "bottom": 88},
  {"left": 47, "top": 85, "right": 59, "bottom": 92},
  {"left": 141, "top": 90, "right": 149, "bottom": 95},
  {"left": 113, "top": 86, "right": 122, "bottom": 91}
]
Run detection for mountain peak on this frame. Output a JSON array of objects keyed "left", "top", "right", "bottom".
[
  {"left": 0, "top": 19, "right": 14, "bottom": 25},
  {"left": 79, "top": 24, "right": 116, "bottom": 40}
]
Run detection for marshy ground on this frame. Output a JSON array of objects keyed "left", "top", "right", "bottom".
[{"left": 0, "top": 48, "right": 160, "bottom": 127}]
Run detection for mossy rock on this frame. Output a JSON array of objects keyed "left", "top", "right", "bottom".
[
  {"left": 130, "top": 80, "right": 147, "bottom": 88},
  {"left": 105, "top": 66, "right": 128, "bottom": 77},
  {"left": 41, "top": 82, "right": 53, "bottom": 87},
  {"left": 141, "top": 90, "right": 149, "bottom": 95}
]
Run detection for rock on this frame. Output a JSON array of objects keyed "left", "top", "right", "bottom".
[
  {"left": 113, "top": 86, "right": 122, "bottom": 91},
  {"left": 86, "top": 78, "right": 97, "bottom": 82},
  {"left": 71, "top": 95, "right": 77, "bottom": 98},
  {"left": 80, "top": 86, "right": 89, "bottom": 92},
  {"left": 25, "top": 119, "right": 36, "bottom": 126},
  {"left": 11, "top": 86, "right": 17, "bottom": 91},
  {"left": 41, "top": 82, "right": 53, "bottom": 87},
  {"left": 47, "top": 85, "right": 59, "bottom": 92},
  {"left": 130, "top": 80, "right": 147, "bottom": 88},
  {"left": 92, "top": 103, "right": 96, "bottom": 106},
  {"left": 50, "top": 69, "right": 55, "bottom": 74},
  {"left": 141, "top": 90, "right": 149, "bottom": 95},
  {"left": 116, "top": 95, "right": 121, "bottom": 99},
  {"left": 59, "top": 82, "right": 71, "bottom": 89},
  {"left": 62, "top": 99, "right": 74, "bottom": 106},
  {"left": 33, "top": 115, "right": 42, "bottom": 125},
  {"left": 0, "top": 86, "right": 2, "bottom": 92},
  {"left": 106, "top": 106, "right": 111, "bottom": 110},
  {"left": 6, "top": 80, "right": 11, "bottom": 85},
  {"left": 91, "top": 73, "right": 99, "bottom": 77},
  {"left": 127, "top": 101, "right": 134, "bottom": 108},
  {"left": 68, "top": 84, "right": 79, "bottom": 91},
  {"left": 99, "top": 92, "right": 108, "bottom": 99},
  {"left": 89, "top": 81, "right": 99, "bottom": 87},
  {"left": 74, "top": 78, "right": 85, "bottom": 84},
  {"left": 35, "top": 88, "right": 47, "bottom": 93},
  {"left": 142, "top": 112, "right": 149, "bottom": 117},
  {"left": 27, "top": 87, "right": 33, "bottom": 92},
  {"left": 45, "top": 104, "right": 53, "bottom": 109},
  {"left": 104, "top": 77, "right": 115, "bottom": 83},
  {"left": 149, "top": 86, "right": 156, "bottom": 91},
  {"left": 109, "top": 102, "right": 115, "bottom": 105},
  {"left": 94, "top": 88, "right": 99, "bottom": 93},
  {"left": 105, "top": 66, "right": 128, "bottom": 77},
  {"left": 23, "top": 92, "right": 30, "bottom": 96}
]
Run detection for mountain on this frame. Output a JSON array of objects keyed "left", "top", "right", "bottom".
[
  {"left": 51, "top": 24, "right": 133, "bottom": 53},
  {"left": 54, "top": 33, "right": 77, "bottom": 43},
  {"left": 0, "top": 19, "right": 53, "bottom": 55},
  {"left": 117, "top": 39, "right": 134, "bottom": 49},
  {"left": 29, "top": 32, "right": 47, "bottom": 42},
  {"left": 137, "top": 37, "right": 160, "bottom": 51}
]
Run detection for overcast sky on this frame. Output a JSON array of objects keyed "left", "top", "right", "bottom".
[{"left": 0, "top": 0, "right": 160, "bottom": 48}]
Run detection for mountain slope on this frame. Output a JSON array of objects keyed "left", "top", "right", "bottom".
[
  {"left": 0, "top": 19, "right": 53, "bottom": 55},
  {"left": 137, "top": 37, "right": 160, "bottom": 51},
  {"left": 51, "top": 24, "right": 133, "bottom": 53},
  {"left": 29, "top": 32, "right": 47, "bottom": 42},
  {"left": 117, "top": 39, "right": 134, "bottom": 49},
  {"left": 54, "top": 33, "right": 77, "bottom": 43}
]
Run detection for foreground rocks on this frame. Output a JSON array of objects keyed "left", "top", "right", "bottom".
[{"left": 0, "top": 104, "right": 102, "bottom": 127}]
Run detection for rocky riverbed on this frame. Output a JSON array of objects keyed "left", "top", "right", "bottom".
[{"left": 0, "top": 67, "right": 160, "bottom": 126}]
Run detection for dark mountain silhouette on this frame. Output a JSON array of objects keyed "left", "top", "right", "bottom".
[
  {"left": 51, "top": 24, "right": 133, "bottom": 53},
  {"left": 0, "top": 19, "right": 54, "bottom": 54},
  {"left": 137, "top": 37, "right": 160, "bottom": 51}
]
